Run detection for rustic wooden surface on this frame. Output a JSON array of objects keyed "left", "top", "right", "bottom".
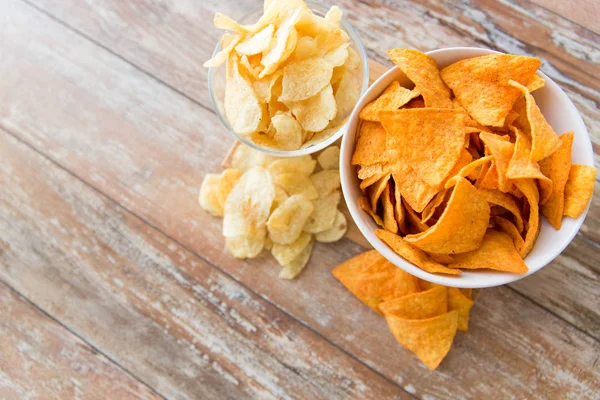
[{"left": 0, "top": 0, "right": 599, "bottom": 399}]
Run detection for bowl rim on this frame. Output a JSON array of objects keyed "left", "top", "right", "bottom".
[
  {"left": 340, "top": 46, "right": 594, "bottom": 288},
  {"left": 207, "top": 1, "right": 370, "bottom": 157}
]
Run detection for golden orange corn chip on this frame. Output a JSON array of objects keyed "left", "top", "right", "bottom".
[
  {"left": 385, "top": 311, "right": 458, "bottom": 370},
  {"left": 402, "top": 96, "right": 425, "bottom": 109},
  {"left": 460, "top": 288, "right": 473, "bottom": 299},
  {"left": 387, "top": 48, "right": 452, "bottom": 108},
  {"left": 392, "top": 165, "right": 440, "bottom": 213},
  {"left": 513, "top": 179, "right": 540, "bottom": 257},
  {"left": 448, "top": 287, "right": 474, "bottom": 332},
  {"left": 379, "top": 286, "right": 448, "bottom": 319},
  {"left": 405, "top": 179, "right": 490, "bottom": 254},
  {"left": 404, "top": 203, "right": 431, "bottom": 234},
  {"left": 539, "top": 131, "right": 574, "bottom": 229},
  {"left": 527, "top": 74, "right": 545, "bottom": 92},
  {"left": 359, "top": 169, "right": 389, "bottom": 191},
  {"left": 360, "top": 81, "right": 420, "bottom": 121},
  {"left": 478, "top": 189, "right": 525, "bottom": 233},
  {"left": 479, "top": 132, "right": 515, "bottom": 192},
  {"left": 382, "top": 185, "right": 399, "bottom": 234},
  {"left": 427, "top": 253, "right": 456, "bottom": 264},
  {"left": 357, "top": 162, "right": 391, "bottom": 180},
  {"left": 352, "top": 121, "right": 388, "bottom": 165},
  {"left": 381, "top": 109, "right": 467, "bottom": 187},
  {"left": 393, "top": 182, "right": 408, "bottom": 235},
  {"left": 421, "top": 190, "right": 447, "bottom": 223},
  {"left": 449, "top": 230, "right": 528, "bottom": 273},
  {"left": 477, "top": 161, "right": 499, "bottom": 190},
  {"left": 360, "top": 196, "right": 384, "bottom": 227},
  {"left": 444, "top": 156, "right": 493, "bottom": 189},
  {"left": 563, "top": 164, "right": 597, "bottom": 218},
  {"left": 440, "top": 54, "right": 541, "bottom": 127},
  {"left": 332, "top": 252, "right": 420, "bottom": 312},
  {"left": 493, "top": 216, "right": 525, "bottom": 254},
  {"left": 369, "top": 174, "right": 391, "bottom": 211},
  {"left": 376, "top": 230, "right": 461, "bottom": 275}
]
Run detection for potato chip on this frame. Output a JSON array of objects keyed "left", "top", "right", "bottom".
[
  {"left": 225, "top": 167, "right": 275, "bottom": 226},
  {"left": 311, "top": 169, "right": 341, "bottom": 197},
  {"left": 213, "top": 13, "right": 248, "bottom": 34},
  {"left": 199, "top": 173, "right": 223, "bottom": 217},
  {"left": 385, "top": 311, "right": 458, "bottom": 370},
  {"left": 286, "top": 84, "right": 337, "bottom": 132},
  {"left": 332, "top": 252, "right": 421, "bottom": 311},
  {"left": 478, "top": 189, "right": 525, "bottom": 233},
  {"left": 382, "top": 185, "right": 399, "bottom": 234},
  {"left": 360, "top": 196, "right": 384, "bottom": 227},
  {"left": 217, "top": 168, "right": 243, "bottom": 209},
  {"left": 440, "top": 54, "right": 541, "bottom": 127},
  {"left": 222, "top": 212, "right": 253, "bottom": 237},
  {"left": 539, "top": 131, "right": 574, "bottom": 229},
  {"left": 421, "top": 189, "right": 447, "bottom": 223},
  {"left": 236, "top": 24, "right": 275, "bottom": 56},
  {"left": 300, "top": 125, "right": 341, "bottom": 148},
  {"left": 449, "top": 230, "right": 528, "bottom": 273},
  {"left": 563, "top": 164, "right": 597, "bottom": 218},
  {"left": 379, "top": 286, "right": 448, "bottom": 319},
  {"left": 387, "top": 48, "right": 452, "bottom": 108},
  {"left": 271, "top": 184, "right": 289, "bottom": 212},
  {"left": 369, "top": 174, "right": 391, "bottom": 211},
  {"left": 315, "top": 210, "right": 347, "bottom": 243},
  {"left": 376, "top": 230, "right": 461, "bottom": 275},
  {"left": 392, "top": 165, "right": 439, "bottom": 213},
  {"left": 271, "top": 231, "right": 312, "bottom": 266},
  {"left": 260, "top": 9, "right": 302, "bottom": 78},
  {"left": 291, "top": 36, "right": 318, "bottom": 62},
  {"left": 225, "top": 58, "right": 265, "bottom": 134},
  {"left": 325, "top": 5, "right": 343, "bottom": 24},
  {"left": 448, "top": 287, "right": 474, "bottom": 332},
  {"left": 268, "top": 155, "right": 316, "bottom": 177},
  {"left": 479, "top": 132, "right": 515, "bottom": 192},
  {"left": 264, "top": 236, "right": 274, "bottom": 251},
  {"left": 226, "top": 228, "right": 267, "bottom": 259},
  {"left": 253, "top": 70, "right": 282, "bottom": 103},
  {"left": 315, "top": 22, "right": 349, "bottom": 53},
  {"left": 509, "top": 80, "right": 560, "bottom": 161},
  {"left": 280, "top": 57, "right": 333, "bottom": 101},
  {"left": 352, "top": 121, "right": 388, "bottom": 165},
  {"left": 513, "top": 179, "right": 540, "bottom": 257},
  {"left": 267, "top": 194, "right": 314, "bottom": 245},
  {"left": 381, "top": 109, "right": 467, "bottom": 187},
  {"left": 405, "top": 178, "right": 490, "bottom": 254},
  {"left": 270, "top": 112, "right": 303, "bottom": 150},
  {"left": 345, "top": 47, "right": 361, "bottom": 71},
  {"left": 204, "top": 33, "right": 242, "bottom": 68},
  {"left": 359, "top": 81, "right": 420, "bottom": 121},
  {"left": 240, "top": 54, "right": 262, "bottom": 79},
  {"left": 493, "top": 216, "right": 525, "bottom": 254},
  {"left": 317, "top": 146, "right": 340, "bottom": 170},
  {"left": 304, "top": 190, "right": 342, "bottom": 233},
  {"left": 332, "top": 68, "right": 361, "bottom": 126},
  {"left": 324, "top": 43, "right": 349, "bottom": 67},
  {"left": 272, "top": 172, "right": 318, "bottom": 200},
  {"left": 279, "top": 238, "right": 314, "bottom": 279}
]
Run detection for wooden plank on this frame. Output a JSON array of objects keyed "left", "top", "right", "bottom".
[
  {"left": 528, "top": 0, "right": 600, "bottom": 34},
  {"left": 0, "top": 282, "right": 160, "bottom": 400},
  {"left": 0, "top": 129, "right": 410, "bottom": 399},
  {"left": 1, "top": 1, "right": 599, "bottom": 398}
]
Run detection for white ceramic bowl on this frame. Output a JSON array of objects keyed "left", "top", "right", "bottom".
[{"left": 340, "top": 47, "right": 595, "bottom": 288}]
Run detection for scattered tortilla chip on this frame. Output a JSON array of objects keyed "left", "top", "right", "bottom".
[
  {"left": 448, "top": 287, "right": 474, "bottom": 332},
  {"left": 387, "top": 48, "right": 452, "bottom": 108},
  {"left": 379, "top": 286, "right": 448, "bottom": 319},
  {"left": 493, "top": 216, "right": 525, "bottom": 254},
  {"left": 405, "top": 179, "right": 490, "bottom": 254},
  {"left": 513, "top": 179, "right": 540, "bottom": 257},
  {"left": 563, "top": 165, "right": 597, "bottom": 218},
  {"left": 376, "top": 230, "right": 461, "bottom": 275},
  {"left": 382, "top": 185, "right": 399, "bottom": 234},
  {"left": 539, "top": 132, "right": 574, "bottom": 229},
  {"left": 385, "top": 311, "right": 458, "bottom": 370},
  {"left": 440, "top": 54, "right": 541, "bottom": 127},
  {"left": 449, "top": 230, "right": 528, "bottom": 273},
  {"left": 360, "top": 81, "right": 420, "bottom": 121},
  {"left": 352, "top": 121, "right": 388, "bottom": 165},
  {"left": 317, "top": 145, "right": 340, "bottom": 170}
]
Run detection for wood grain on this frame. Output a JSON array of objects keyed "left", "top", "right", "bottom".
[
  {"left": 528, "top": 0, "right": 600, "bottom": 34},
  {"left": 0, "top": 1, "right": 599, "bottom": 399},
  {"left": 0, "top": 282, "right": 160, "bottom": 400},
  {"left": 0, "top": 129, "right": 411, "bottom": 400}
]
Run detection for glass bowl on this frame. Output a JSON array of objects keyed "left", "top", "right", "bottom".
[{"left": 207, "top": 1, "right": 369, "bottom": 157}]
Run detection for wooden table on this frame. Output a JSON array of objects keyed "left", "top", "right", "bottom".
[{"left": 0, "top": 0, "right": 598, "bottom": 399}]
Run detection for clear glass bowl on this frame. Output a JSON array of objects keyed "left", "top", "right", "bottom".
[{"left": 207, "top": 1, "right": 370, "bottom": 157}]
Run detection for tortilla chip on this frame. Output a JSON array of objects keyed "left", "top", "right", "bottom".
[
  {"left": 352, "top": 121, "right": 388, "bottom": 165},
  {"left": 445, "top": 155, "right": 493, "bottom": 189},
  {"left": 387, "top": 48, "right": 452, "bottom": 108},
  {"left": 539, "top": 132, "right": 574, "bottom": 229},
  {"left": 448, "top": 287, "right": 474, "bottom": 332},
  {"left": 385, "top": 311, "right": 458, "bottom": 370},
  {"left": 527, "top": 74, "right": 545, "bottom": 92},
  {"left": 360, "top": 196, "right": 384, "bottom": 227},
  {"left": 449, "top": 230, "right": 528, "bottom": 273},
  {"left": 440, "top": 54, "right": 541, "bottom": 127},
  {"left": 393, "top": 181, "right": 408, "bottom": 235},
  {"left": 427, "top": 253, "right": 456, "bottom": 264},
  {"left": 421, "top": 190, "right": 447, "bottom": 224},
  {"left": 382, "top": 184, "right": 399, "bottom": 234},
  {"left": 376, "top": 230, "right": 461, "bottom": 275},
  {"left": 514, "top": 179, "right": 540, "bottom": 257},
  {"left": 477, "top": 161, "right": 500, "bottom": 190},
  {"left": 360, "top": 81, "right": 420, "bottom": 121},
  {"left": 357, "top": 162, "right": 391, "bottom": 180},
  {"left": 479, "top": 132, "right": 515, "bottom": 192},
  {"left": 379, "top": 286, "right": 448, "bottom": 319},
  {"left": 332, "top": 251, "right": 420, "bottom": 312},
  {"left": 402, "top": 97, "right": 425, "bottom": 109},
  {"left": 381, "top": 109, "right": 467, "bottom": 187},
  {"left": 563, "top": 165, "right": 597, "bottom": 218},
  {"left": 478, "top": 189, "right": 525, "bottom": 233},
  {"left": 404, "top": 203, "right": 431, "bottom": 234},
  {"left": 493, "top": 216, "right": 525, "bottom": 254},
  {"left": 405, "top": 178, "right": 490, "bottom": 254},
  {"left": 369, "top": 174, "right": 391, "bottom": 211}
]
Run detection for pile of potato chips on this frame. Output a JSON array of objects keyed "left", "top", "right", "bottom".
[
  {"left": 199, "top": 143, "right": 346, "bottom": 278},
  {"left": 204, "top": 0, "right": 362, "bottom": 150},
  {"left": 354, "top": 49, "right": 596, "bottom": 275},
  {"left": 333, "top": 250, "right": 476, "bottom": 369}
]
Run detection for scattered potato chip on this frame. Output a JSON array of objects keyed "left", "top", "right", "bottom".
[
  {"left": 280, "top": 238, "right": 314, "bottom": 279},
  {"left": 360, "top": 81, "right": 420, "bottom": 121},
  {"left": 225, "top": 58, "right": 265, "bottom": 134},
  {"left": 236, "top": 24, "right": 275, "bottom": 56},
  {"left": 315, "top": 210, "right": 347, "bottom": 242},
  {"left": 272, "top": 232, "right": 313, "bottom": 266},
  {"left": 448, "top": 288, "right": 474, "bottom": 332},
  {"left": 286, "top": 84, "right": 337, "bottom": 132},
  {"left": 272, "top": 172, "right": 319, "bottom": 200},
  {"left": 304, "top": 190, "right": 342, "bottom": 233},
  {"left": 225, "top": 167, "right": 275, "bottom": 230},
  {"left": 379, "top": 286, "right": 448, "bottom": 319},
  {"left": 216, "top": 168, "right": 243, "bottom": 210},
  {"left": 311, "top": 169, "right": 341, "bottom": 197},
  {"left": 268, "top": 155, "right": 316, "bottom": 177},
  {"left": 199, "top": 173, "right": 223, "bottom": 217},
  {"left": 280, "top": 57, "right": 333, "bottom": 101},
  {"left": 441, "top": 54, "right": 541, "bottom": 127},
  {"left": 226, "top": 228, "right": 267, "bottom": 259},
  {"left": 317, "top": 145, "right": 340, "bottom": 169},
  {"left": 563, "top": 164, "right": 597, "bottom": 218},
  {"left": 268, "top": 194, "right": 314, "bottom": 245},
  {"left": 222, "top": 211, "right": 253, "bottom": 237}
]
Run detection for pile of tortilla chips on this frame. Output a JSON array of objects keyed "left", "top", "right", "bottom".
[
  {"left": 353, "top": 48, "right": 596, "bottom": 275},
  {"left": 333, "top": 250, "right": 476, "bottom": 369},
  {"left": 199, "top": 143, "right": 347, "bottom": 279},
  {"left": 204, "top": 0, "right": 362, "bottom": 150}
]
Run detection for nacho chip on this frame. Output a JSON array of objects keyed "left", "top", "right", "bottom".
[
  {"left": 332, "top": 252, "right": 421, "bottom": 311},
  {"left": 421, "top": 190, "right": 447, "bottom": 224},
  {"left": 563, "top": 165, "right": 597, "bottom": 218},
  {"left": 449, "top": 230, "right": 528, "bottom": 273},
  {"left": 271, "top": 232, "right": 313, "bottom": 266},
  {"left": 393, "top": 182, "right": 408, "bottom": 234},
  {"left": 379, "top": 286, "right": 448, "bottom": 319},
  {"left": 493, "top": 216, "right": 525, "bottom": 254},
  {"left": 444, "top": 156, "right": 493, "bottom": 189},
  {"left": 527, "top": 74, "right": 545, "bottom": 92},
  {"left": 317, "top": 145, "right": 340, "bottom": 170},
  {"left": 539, "top": 131, "right": 574, "bottom": 229},
  {"left": 513, "top": 179, "right": 540, "bottom": 257},
  {"left": 382, "top": 185, "right": 399, "bottom": 234},
  {"left": 315, "top": 210, "right": 347, "bottom": 243},
  {"left": 405, "top": 179, "right": 490, "bottom": 254},
  {"left": 352, "top": 121, "right": 388, "bottom": 165},
  {"left": 304, "top": 190, "right": 342, "bottom": 233},
  {"left": 404, "top": 203, "right": 430, "bottom": 234},
  {"left": 381, "top": 109, "right": 467, "bottom": 187},
  {"left": 427, "top": 253, "right": 456, "bottom": 264},
  {"left": 385, "top": 311, "right": 458, "bottom": 370},
  {"left": 279, "top": 238, "right": 314, "bottom": 279},
  {"left": 440, "top": 54, "right": 541, "bottom": 127},
  {"left": 359, "top": 81, "right": 420, "bottom": 121},
  {"left": 448, "top": 287, "right": 474, "bottom": 332},
  {"left": 387, "top": 48, "right": 452, "bottom": 108},
  {"left": 402, "top": 97, "right": 425, "bottom": 109},
  {"left": 477, "top": 161, "right": 499, "bottom": 190},
  {"left": 479, "top": 132, "right": 515, "bottom": 192},
  {"left": 280, "top": 57, "right": 333, "bottom": 101},
  {"left": 376, "top": 230, "right": 461, "bottom": 275},
  {"left": 360, "top": 196, "right": 384, "bottom": 227},
  {"left": 286, "top": 84, "right": 337, "bottom": 132},
  {"left": 267, "top": 194, "right": 314, "bottom": 245},
  {"left": 478, "top": 189, "right": 525, "bottom": 233}
]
